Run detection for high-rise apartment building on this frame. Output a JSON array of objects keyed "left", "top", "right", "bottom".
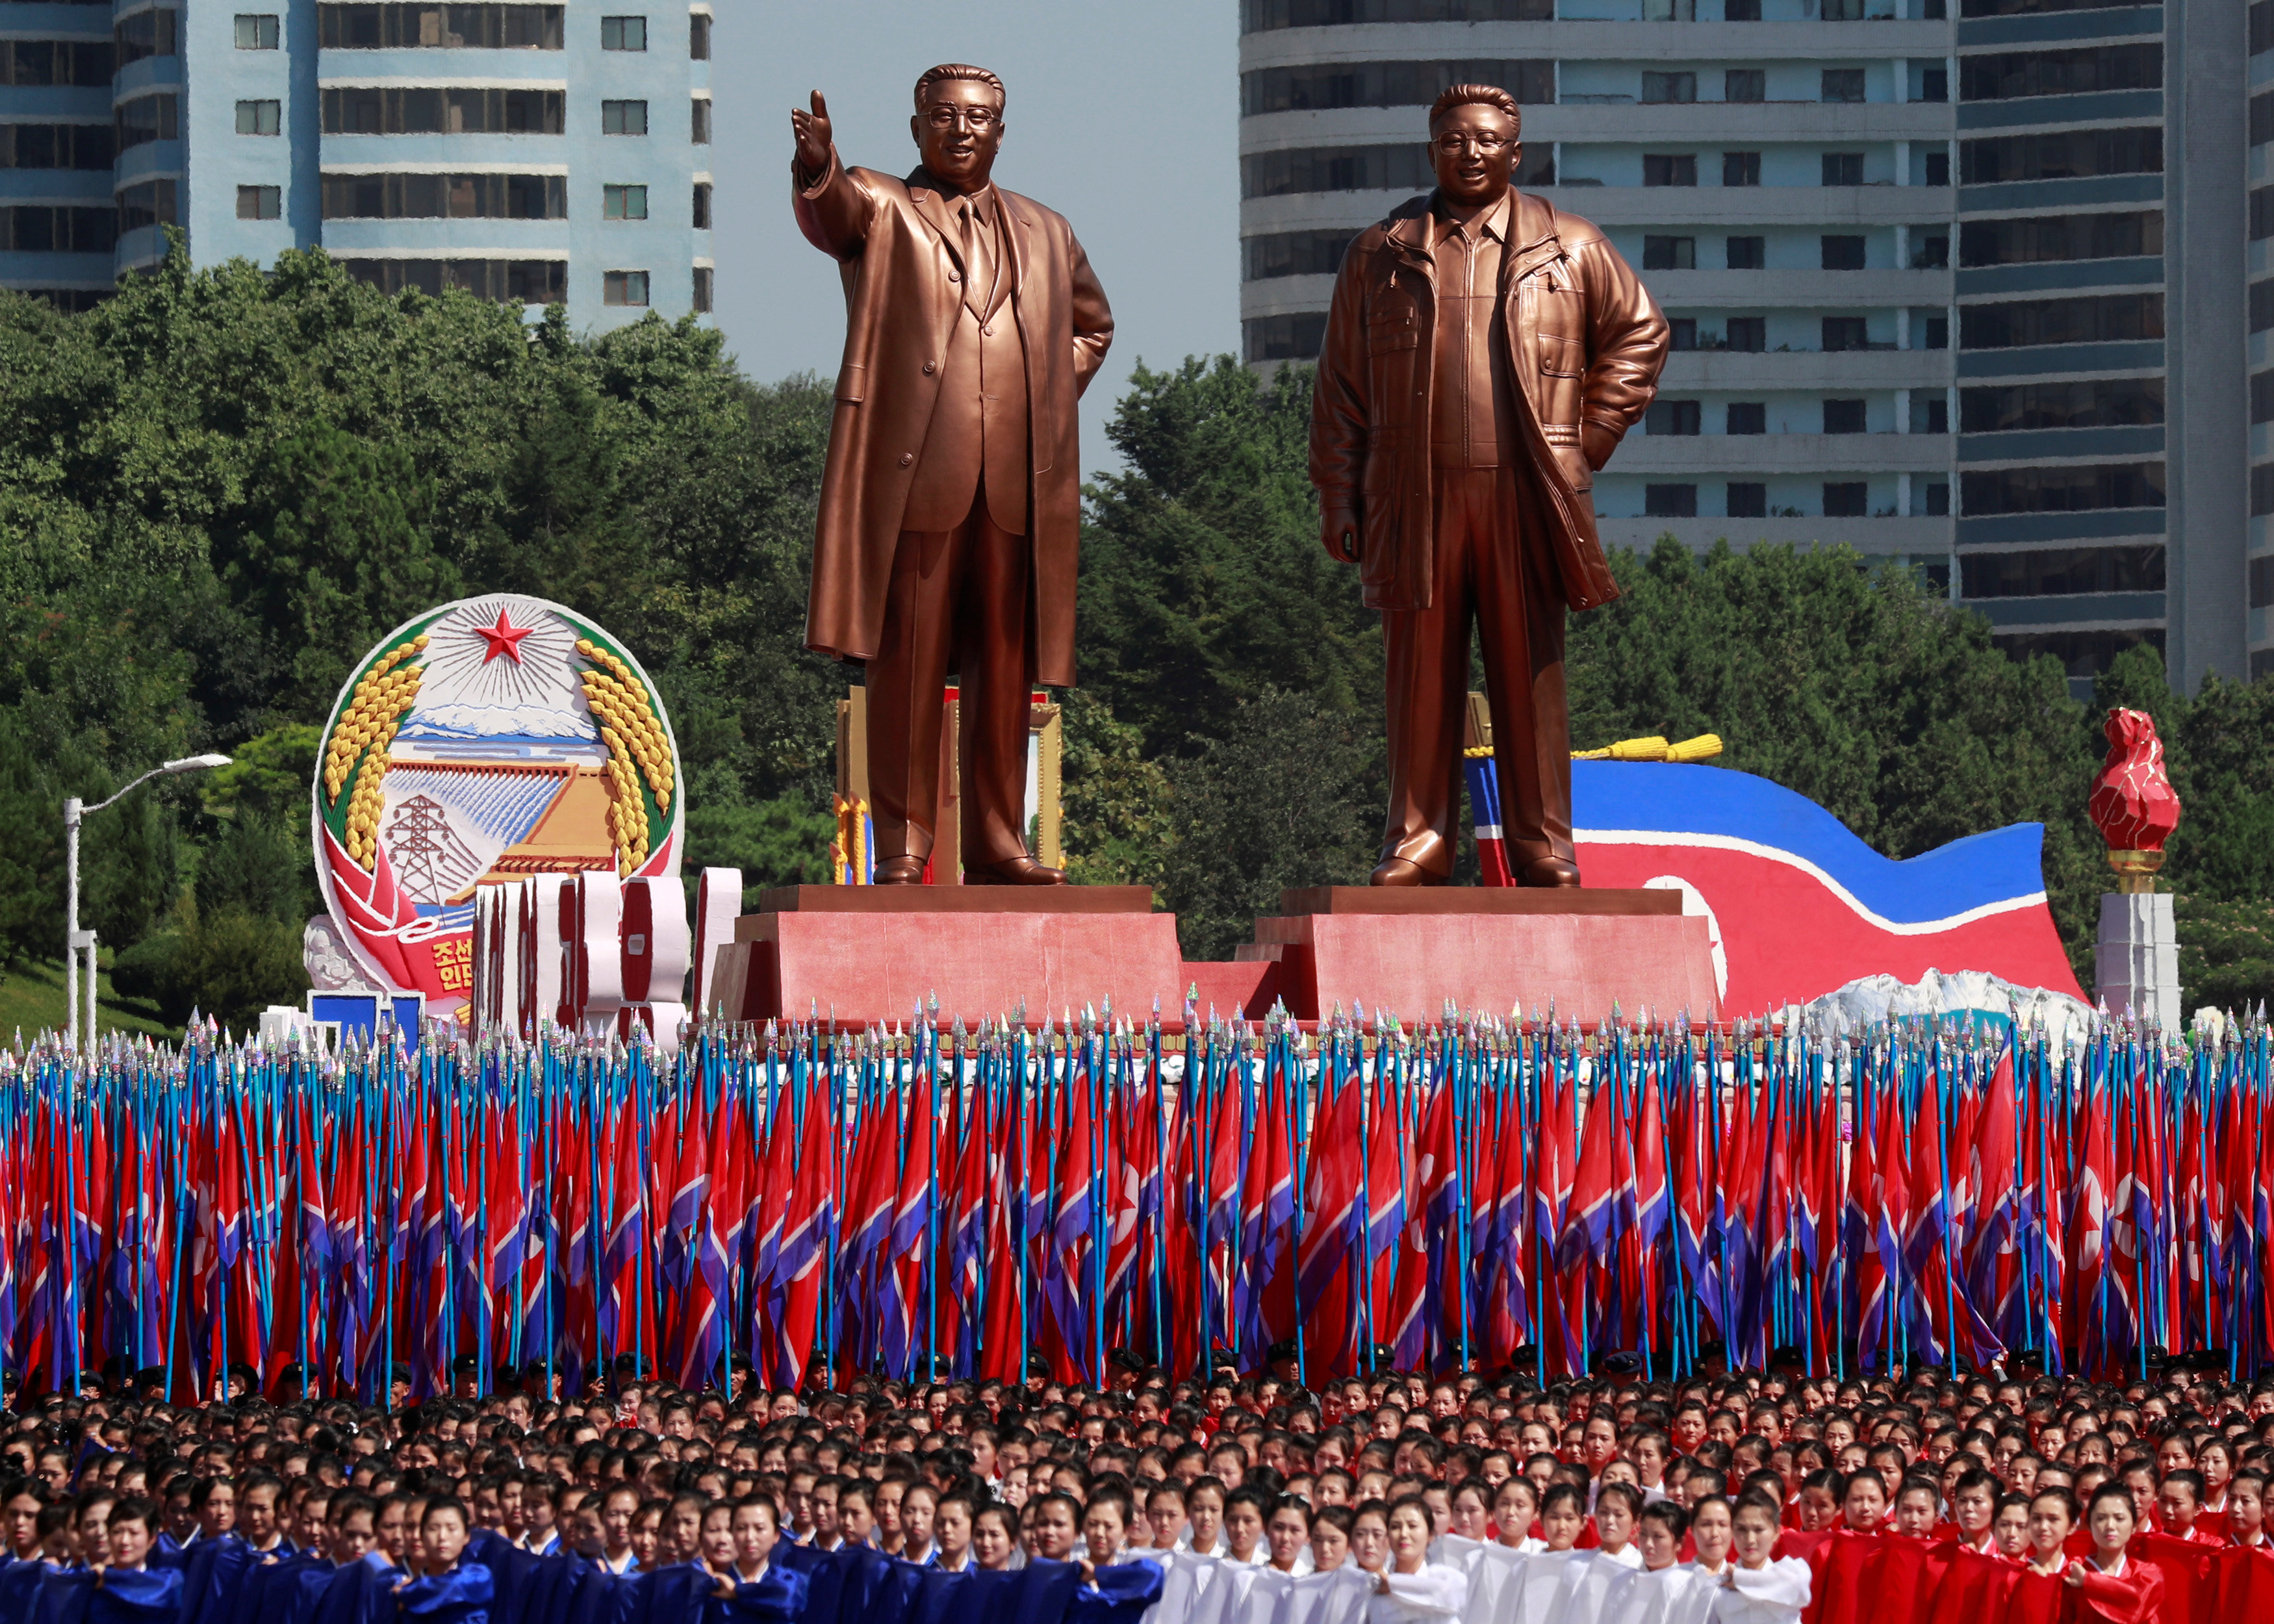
[
  {"left": 1241, "top": 0, "right": 2253, "bottom": 691},
  {"left": 0, "top": 1, "right": 714, "bottom": 329}
]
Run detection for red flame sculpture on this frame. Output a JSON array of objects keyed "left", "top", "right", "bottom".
[{"left": 2088, "top": 707, "right": 2180, "bottom": 891}]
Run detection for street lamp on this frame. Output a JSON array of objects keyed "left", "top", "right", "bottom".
[{"left": 66, "top": 752, "right": 231, "bottom": 1054}]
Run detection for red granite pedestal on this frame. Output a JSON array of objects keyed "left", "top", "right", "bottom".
[
  {"left": 1233, "top": 887, "right": 1721, "bottom": 1023},
  {"left": 708, "top": 886, "right": 1188, "bottom": 1026}
]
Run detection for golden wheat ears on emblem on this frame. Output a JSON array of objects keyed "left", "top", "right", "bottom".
[
  {"left": 324, "top": 633, "right": 431, "bottom": 872},
  {"left": 574, "top": 637, "right": 676, "bottom": 878}
]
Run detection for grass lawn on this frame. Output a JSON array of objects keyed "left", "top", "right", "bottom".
[{"left": 0, "top": 956, "right": 177, "bottom": 1046}]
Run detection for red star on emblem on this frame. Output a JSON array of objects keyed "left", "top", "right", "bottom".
[{"left": 475, "top": 607, "right": 532, "bottom": 664}]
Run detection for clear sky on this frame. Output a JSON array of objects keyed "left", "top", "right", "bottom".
[{"left": 711, "top": 1, "right": 1244, "bottom": 477}]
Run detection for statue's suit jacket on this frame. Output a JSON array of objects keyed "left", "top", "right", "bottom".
[
  {"left": 1310, "top": 188, "right": 1666, "bottom": 614},
  {"left": 793, "top": 151, "right": 1114, "bottom": 689}
]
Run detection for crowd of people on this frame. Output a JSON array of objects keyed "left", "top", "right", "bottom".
[{"left": 2, "top": 1346, "right": 2271, "bottom": 1624}]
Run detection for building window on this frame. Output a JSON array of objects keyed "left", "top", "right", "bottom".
[
  {"left": 1961, "top": 294, "right": 2162, "bottom": 349},
  {"left": 1822, "top": 316, "right": 1869, "bottom": 351},
  {"left": 1642, "top": 154, "right": 1696, "bottom": 187},
  {"left": 1726, "top": 236, "right": 1763, "bottom": 270},
  {"left": 116, "top": 179, "right": 177, "bottom": 233},
  {"left": 1925, "top": 482, "right": 1950, "bottom": 516},
  {"left": 1668, "top": 317, "right": 1696, "bottom": 350},
  {"left": 1912, "top": 235, "right": 1949, "bottom": 269},
  {"left": 603, "top": 183, "right": 648, "bottom": 220},
  {"left": 116, "top": 95, "right": 179, "bottom": 149},
  {"left": 112, "top": 12, "right": 174, "bottom": 68},
  {"left": 1823, "top": 482, "right": 1869, "bottom": 517},
  {"left": 1821, "top": 70, "right": 1865, "bottom": 103},
  {"left": 602, "top": 99, "right": 649, "bottom": 136},
  {"left": 1824, "top": 400, "right": 1867, "bottom": 433},
  {"left": 1823, "top": 0, "right": 1863, "bottom": 16},
  {"left": 1960, "top": 45, "right": 2162, "bottom": 103},
  {"left": 1727, "top": 402, "right": 1767, "bottom": 435},
  {"left": 601, "top": 15, "right": 646, "bottom": 49},
  {"left": 1960, "top": 462, "right": 2164, "bottom": 514},
  {"left": 323, "top": 87, "right": 567, "bottom": 135},
  {"left": 1243, "top": 312, "right": 1328, "bottom": 362},
  {"left": 690, "top": 12, "right": 710, "bottom": 58},
  {"left": 691, "top": 181, "right": 711, "bottom": 229},
  {"left": 0, "top": 204, "right": 120, "bottom": 253},
  {"left": 1920, "top": 66, "right": 1949, "bottom": 101},
  {"left": 1241, "top": 0, "right": 1552, "bottom": 27},
  {"left": 1243, "top": 231, "right": 1353, "bottom": 281},
  {"left": 1723, "top": 151, "right": 1759, "bottom": 186},
  {"left": 1961, "top": 211, "right": 2161, "bottom": 266},
  {"left": 1642, "top": 235, "right": 1694, "bottom": 270},
  {"left": 1956, "top": 377, "right": 2165, "bottom": 434},
  {"left": 4, "top": 40, "right": 116, "bottom": 85},
  {"left": 1724, "top": 0, "right": 1761, "bottom": 19},
  {"left": 1726, "top": 315, "right": 1766, "bottom": 350},
  {"left": 1913, "top": 394, "right": 1950, "bottom": 433},
  {"left": 1924, "top": 151, "right": 1950, "bottom": 186},
  {"left": 317, "top": 4, "right": 565, "bottom": 49},
  {"left": 1243, "top": 59, "right": 1553, "bottom": 114},
  {"left": 693, "top": 264, "right": 712, "bottom": 312},
  {"left": 1641, "top": 71, "right": 1695, "bottom": 103},
  {"left": 1727, "top": 482, "right": 1767, "bottom": 518},
  {"left": 1243, "top": 144, "right": 1436, "bottom": 198},
  {"left": 1724, "top": 69, "right": 1764, "bottom": 101},
  {"left": 1822, "top": 152, "right": 1863, "bottom": 186},
  {"left": 2253, "top": 553, "right": 2274, "bottom": 607},
  {"left": 1961, "top": 127, "right": 2162, "bottom": 184},
  {"left": 322, "top": 172, "right": 568, "bottom": 219},
  {"left": 2253, "top": 369, "right": 2274, "bottom": 425},
  {"left": 1646, "top": 484, "right": 1698, "bottom": 518},
  {"left": 1961, "top": 546, "right": 2164, "bottom": 598},
  {"left": 691, "top": 97, "right": 711, "bottom": 144},
  {"left": 1821, "top": 235, "right": 1866, "bottom": 270},
  {"left": 604, "top": 269, "right": 650, "bottom": 306},
  {"left": 1994, "top": 629, "right": 2160, "bottom": 679},
  {"left": 340, "top": 258, "right": 567, "bottom": 303},
  {"left": 236, "top": 99, "right": 283, "bottom": 136},
  {"left": 236, "top": 184, "right": 281, "bottom": 220},
  {"left": 2253, "top": 281, "right": 2274, "bottom": 333},
  {"left": 235, "top": 13, "right": 279, "bottom": 48},
  {"left": 1647, "top": 400, "right": 1701, "bottom": 435},
  {"left": 2255, "top": 464, "right": 2274, "bottom": 517},
  {"left": 0, "top": 125, "right": 118, "bottom": 172}
]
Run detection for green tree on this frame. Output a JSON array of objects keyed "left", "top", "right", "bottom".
[
  {"left": 1155, "top": 689, "right": 1380, "bottom": 960},
  {"left": 1079, "top": 360, "right": 1380, "bottom": 762}
]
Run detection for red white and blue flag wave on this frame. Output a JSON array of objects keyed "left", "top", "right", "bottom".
[{"left": 1469, "top": 758, "right": 2085, "bottom": 1015}]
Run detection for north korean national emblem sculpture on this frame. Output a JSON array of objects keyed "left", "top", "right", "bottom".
[
  {"left": 791, "top": 66, "right": 1112, "bottom": 886},
  {"left": 1310, "top": 84, "right": 1669, "bottom": 889}
]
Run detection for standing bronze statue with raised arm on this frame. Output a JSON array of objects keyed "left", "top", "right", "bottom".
[
  {"left": 1310, "top": 84, "right": 1667, "bottom": 887},
  {"left": 791, "top": 66, "right": 1112, "bottom": 884}
]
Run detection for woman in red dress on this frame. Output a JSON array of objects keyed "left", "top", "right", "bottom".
[{"left": 2064, "top": 1484, "right": 2166, "bottom": 1624}]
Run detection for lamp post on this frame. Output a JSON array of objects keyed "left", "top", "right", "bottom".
[{"left": 66, "top": 753, "right": 231, "bottom": 1054}]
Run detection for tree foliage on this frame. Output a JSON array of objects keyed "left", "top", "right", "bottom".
[{"left": 0, "top": 242, "right": 843, "bottom": 1013}]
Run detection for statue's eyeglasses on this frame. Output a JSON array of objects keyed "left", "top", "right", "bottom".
[
  {"left": 925, "top": 107, "right": 1000, "bottom": 131},
  {"left": 1433, "top": 133, "right": 1513, "bottom": 154}
]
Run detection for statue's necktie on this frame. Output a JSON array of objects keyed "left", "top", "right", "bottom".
[{"left": 960, "top": 199, "right": 993, "bottom": 320}]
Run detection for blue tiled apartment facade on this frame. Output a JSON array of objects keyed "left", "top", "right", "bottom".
[{"left": 1, "top": 1, "right": 713, "bottom": 329}]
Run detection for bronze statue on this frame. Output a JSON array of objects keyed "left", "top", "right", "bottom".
[
  {"left": 792, "top": 67, "right": 1113, "bottom": 884},
  {"left": 1310, "top": 84, "right": 1668, "bottom": 887}
]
